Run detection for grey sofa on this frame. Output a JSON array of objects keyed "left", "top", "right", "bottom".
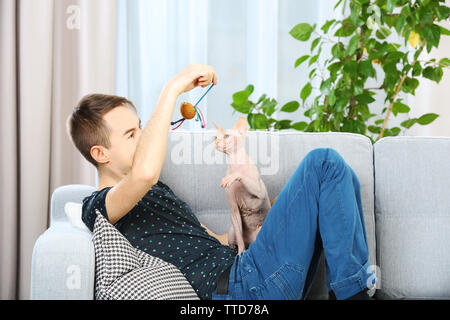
[{"left": 30, "top": 131, "right": 450, "bottom": 299}]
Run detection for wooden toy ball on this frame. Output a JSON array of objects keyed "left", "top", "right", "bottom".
[
  {"left": 180, "top": 102, "right": 196, "bottom": 120},
  {"left": 171, "top": 84, "right": 213, "bottom": 130}
]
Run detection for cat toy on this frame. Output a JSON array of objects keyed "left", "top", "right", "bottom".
[{"left": 170, "top": 83, "right": 214, "bottom": 130}]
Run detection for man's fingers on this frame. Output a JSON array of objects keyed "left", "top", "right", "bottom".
[
  {"left": 196, "top": 66, "right": 216, "bottom": 87},
  {"left": 199, "top": 78, "right": 213, "bottom": 87}
]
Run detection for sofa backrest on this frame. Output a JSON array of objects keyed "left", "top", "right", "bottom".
[
  {"left": 374, "top": 136, "right": 450, "bottom": 299},
  {"left": 160, "top": 130, "right": 376, "bottom": 299}
]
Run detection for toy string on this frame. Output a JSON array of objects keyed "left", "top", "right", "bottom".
[
  {"left": 172, "top": 119, "right": 185, "bottom": 130},
  {"left": 171, "top": 83, "right": 214, "bottom": 130},
  {"left": 194, "top": 83, "right": 214, "bottom": 106},
  {"left": 194, "top": 106, "right": 206, "bottom": 128}
]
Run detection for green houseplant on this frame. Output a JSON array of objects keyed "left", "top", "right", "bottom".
[{"left": 230, "top": 0, "right": 450, "bottom": 143}]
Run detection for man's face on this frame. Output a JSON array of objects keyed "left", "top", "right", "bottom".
[{"left": 101, "top": 105, "right": 142, "bottom": 177}]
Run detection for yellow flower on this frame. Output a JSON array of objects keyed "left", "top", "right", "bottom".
[{"left": 408, "top": 31, "right": 420, "bottom": 48}]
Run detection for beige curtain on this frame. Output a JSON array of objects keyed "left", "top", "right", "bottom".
[
  {"left": 0, "top": 0, "right": 19, "bottom": 301},
  {"left": 0, "top": 0, "right": 117, "bottom": 299}
]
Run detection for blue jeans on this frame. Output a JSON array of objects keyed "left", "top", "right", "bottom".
[{"left": 212, "top": 148, "right": 377, "bottom": 300}]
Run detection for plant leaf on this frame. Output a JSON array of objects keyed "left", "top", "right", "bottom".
[
  {"left": 390, "top": 127, "right": 401, "bottom": 136},
  {"left": 274, "top": 119, "right": 292, "bottom": 130},
  {"left": 402, "top": 77, "right": 420, "bottom": 94},
  {"left": 436, "top": 5, "right": 450, "bottom": 20},
  {"left": 300, "top": 82, "right": 313, "bottom": 102},
  {"left": 343, "top": 61, "right": 358, "bottom": 78},
  {"left": 423, "top": 66, "right": 443, "bottom": 83},
  {"left": 309, "top": 54, "right": 319, "bottom": 66},
  {"left": 355, "top": 93, "right": 376, "bottom": 104},
  {"left": 295, "top": 55, "right": 310, "bottom": 68},
  {"left": 417, "top": 113, "right": 439, "bottom": 125},
  {"left": 359, "top": 60, "right": 375, "bottom": 78},
  {"left": 334, "top": 18, "right": 355, "bottom": 37},
  {"left": 422, "top": 24, "right": 441, "bottom": 51},
  {"left": 291, "top": 121, "right": 308, "bottom": 130},
  {"left": 253, "top": 113, "right": 269, "bottom": 129},
  {"left": 346, "top": 35, "right": 359, "bottom": 56},
  {"left": 280, "top": 101, "right": 300, "bottom": 113},
  {"left": 400, "top": 118, "right": 417, "bottom": 129},
  {"left": 311, "top": 37, "right": 321, "bottom": 51},
  {"left": 320, "top": 78, "right": 332, "bottom": 95},
  {"left": 290, "top": 23, "right": 314, "bottom": 41},
  {"left": 328, "top": 90, "right": 336, "bottom": 106},
  {"left": 245, "top": 84, "right": 254, "bottom": 94},
  {"left": 232, "top": 89, "right": 251, "bottom": 105},
  {"left": 231, "top": 101, "right": 252, "bottom": 114},
  {"left": 368, "top": 125, "right": 381, "bottom": 133},
  {"left": 392, "top": 101, "right": 410, "bottom": 116},
  {"left": 440, "top": 26, "right": 450, "bottom": 36},
  {"left": 261, "top": 99, "right": 277, "bottom": 116},
  {"left": 335, "top": 96, "right": 349, "bottom": 112},
  {"left": 439, "top": 58, "right": 450, "bottom": 67},
  {"left": 321, "top": 19, "right": 336, "bottom": 34},
  {"left": 331, "top": 43, "right": 345, "bottom": 58},
  {"left": 376, "top": 27, "right": 392, "bottom": 40}
]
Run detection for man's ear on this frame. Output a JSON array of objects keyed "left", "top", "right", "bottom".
[{"left": 90, "top": 145, "right": 109, "bottom": 165}]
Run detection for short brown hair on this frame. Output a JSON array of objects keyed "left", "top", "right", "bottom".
[{"left": 66, "top": 93, "right": 137, "bottom": 168}]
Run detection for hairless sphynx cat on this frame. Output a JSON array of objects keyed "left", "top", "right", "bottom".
[{"left": 213, "top": 117, "right": 276, "bottom": 255}]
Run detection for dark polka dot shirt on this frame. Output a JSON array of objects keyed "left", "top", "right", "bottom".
[{"left": 82, "top": 179, "right": 236, "bottom": 300}]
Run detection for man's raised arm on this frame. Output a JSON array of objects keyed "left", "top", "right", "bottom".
[{"left": 105, "top": 63, "right": 218, "bottom": 224}]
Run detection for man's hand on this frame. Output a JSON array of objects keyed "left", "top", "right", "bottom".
[
  {"left": 169, "top": 63, "right": 218, "bottom": 96},
  {"left": 201, "top": 223, "right": 228, "bottom": 246}
]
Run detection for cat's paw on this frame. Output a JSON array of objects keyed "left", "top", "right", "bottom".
[{"left": 220, "top": 173, "right": 241, "bottom": 188}]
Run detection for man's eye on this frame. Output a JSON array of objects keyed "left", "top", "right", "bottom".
[
  {"left": 129, "top": 133, "right": 134, "bottom": 139},
  {"left": 224, "top": 134, "right": 229, "bottom": 139}
]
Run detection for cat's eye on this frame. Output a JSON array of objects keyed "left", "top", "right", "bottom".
[{"left": 214, "top": 136, "right": 217, "bottom": 140}]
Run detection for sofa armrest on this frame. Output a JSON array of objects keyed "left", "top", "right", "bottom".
[{"left": 30, "top": 221, "right": 95, "bottom": 300}]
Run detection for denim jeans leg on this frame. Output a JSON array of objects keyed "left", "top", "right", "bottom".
[
  {"left": 238, "top": 147, "right": 375, "bottom": 300},
  {"left": 239, "top": 148, "right": 329, "bottom": 299},
  {"left": 314, "top": 148, "right": 375, "bottom": 299}
]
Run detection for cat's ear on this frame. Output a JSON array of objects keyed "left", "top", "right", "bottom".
[
  {"left": 233, "top": 116, "right": 247, "bottom": 136},
  {"left": 213, "top": 122, "right": 225, "bottom": 134}
]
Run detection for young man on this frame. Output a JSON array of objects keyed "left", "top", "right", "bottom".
[{"left": 67, "top": 63, "right": 376, "bottom": 300}]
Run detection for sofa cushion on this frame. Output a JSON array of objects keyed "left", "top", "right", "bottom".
[
  {"left": 374, "top": 136, "right": 450, "bottom": 299},
  {"left": 92, "top": 209, "right": 199, "bottom": 300}
]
